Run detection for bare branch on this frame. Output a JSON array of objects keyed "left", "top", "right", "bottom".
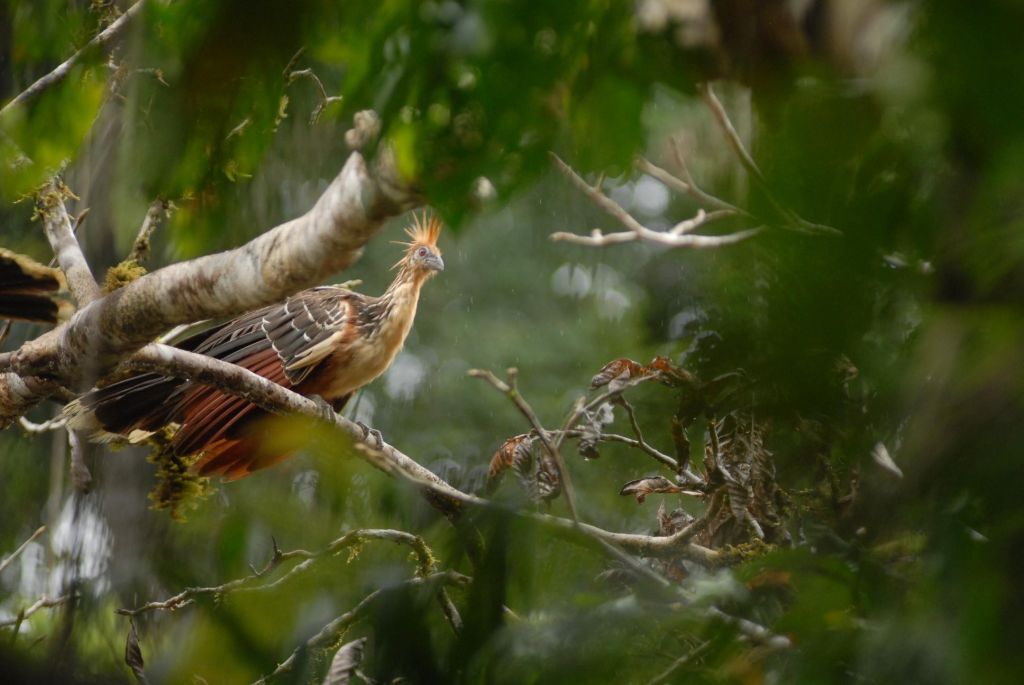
[
  {"left": 594, "top": 432, "right": 679, "bottom": 471},
  {"left": 0, "top": 525, "right": 46, "bottom": 576},
  {"left": 698, "top": 83, "right": 840, "bottom": 236},
  {"left": 637, "top": 156, "right": 745, "bottom": 215},
  {"left": 118, "top": 528, "right": 440, "bottom": 617},
  {"left": 128, "top": 200, "right": 172, "bottom": 264},
  {"left": 0, "top": 0, "right": 148, "bottom": 118},
  {"left": 40, "top": 179, "right": 101, "bottom": 306},
  {"left": 550, "top": 153, "right": 760, "bottom": 249},
  {"left": 288, "top": 68, "right": 344, "bottom": 124},
  {"left": 0, "top": 595, "right": 70, "bottom": 629},
  {"left": 646, "top": 641, "right": 711, "bottom": 685},
  {"left": 469, "top": 367, "right": 580, "bottom": 521},
  {"left": 697, "top": 83, "right": 766, "bottom": 185},
  {"left": 619, "top": 399, "right": 682, "bottom": 473},
  {"left": 706, "top": 606, "right": 792, "bottom": 650}
]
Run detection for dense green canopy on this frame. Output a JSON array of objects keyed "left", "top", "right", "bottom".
[{"left": 2, "top": 1, "right": 1023, "bottom": 683}]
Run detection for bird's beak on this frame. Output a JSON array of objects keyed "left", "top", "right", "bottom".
[{"left": 425, "top": 254, "right": 445, "bottom": 272}]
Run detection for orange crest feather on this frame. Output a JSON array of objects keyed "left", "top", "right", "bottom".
[{"left": 402, "top": 211, "right": 442, "bottom": 249}]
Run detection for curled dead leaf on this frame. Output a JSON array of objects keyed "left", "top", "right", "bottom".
[
  {"left": 619, "top": 475, "right": 683, "bottom": 503},
  {"left": 487, "top": 433, "right": 534, "bottom": 490},
  {"left": 590, "top": 358, "right": 653, "bottom": 391},
  {"left": 124, "top": 620, "right": 150, "bottom": 685}
]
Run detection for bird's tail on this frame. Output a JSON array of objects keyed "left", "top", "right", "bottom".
[
  {"left": 0, "top": 248, "right": 73, "bottom": 323},
  {"left": 64, "top": 373, "right": 187, "bottom": 442}
]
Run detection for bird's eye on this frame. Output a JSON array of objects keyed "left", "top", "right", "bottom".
[{"left": 416, "top": 247, "right": 429, "bottom": 257}]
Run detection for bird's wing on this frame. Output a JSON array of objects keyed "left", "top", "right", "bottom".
[
  {"left": 170, "top": 287, "right": 359, "bottom": 458},
  {"left": 71, "top": 286, "right": 362, "bottom": 479},
  {"left": 259, "top": 286, "right": 354, "bottom": 381}
]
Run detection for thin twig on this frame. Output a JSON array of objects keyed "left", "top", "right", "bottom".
[
  {"left": 0, "top": 526, "right": 46, "bottom": 576},
  {"left": 556, "top": 429, "right": 679, "bottom": 471},
  {"left": 0, "top": 0, "right": 147, "bottom": 117},
  {"left": 128, "top": 200, "right": 171, "bottom": 264},
  {"left": 117, "top": 529, "right": 441, "bottom": 617},
  {"left": 0, "top": 595, "right": 70, "bottom": 629},
  {"left": 469, "top": 367, "right": 580, "bottom": 521},
  {"left": 637, "top": 156, "right": 745, "bottom": 215},
  {"left": 697, "top": 82, "right": 840, "bottom": 236},
  {"left": 550, "top": 153, "right": 760, "bottom": 249},
  {"left": 646, "top": 640, "right": 711, "bottom": 685},
  {"left": 697, "top": 83, "right": 765, "bottom": 185},
  {"left": 288, "top": 68, "right": 343, "bottom": 124},
  {"left": 437, "top": 587, "right": 463, "bottom": 635},
  {"left": 706, "top": 606, "right": 792, "bottom": 649}
]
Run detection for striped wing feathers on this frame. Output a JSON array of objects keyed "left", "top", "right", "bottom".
[{"left": 261, "top": 287, "right": 355, "bottom": 381}]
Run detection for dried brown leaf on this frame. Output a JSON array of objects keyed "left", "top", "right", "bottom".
[
  {"left": 619, "top": 475, "right": 683, "bottom": 503},
  {"left": 487, "top": 434, "right": 534, "bottom": 490},
  {"left": 590, "top": 358, "right": 653, "bottom": 391},
  {"left": 125, "top": 620, "right": 150, "bottom": 685},
  {"left": 647, "top": 355, "right": 697, "bottom": 387},
  {"left": 535, "top": 451, "right": 562, "bottom": 502}
]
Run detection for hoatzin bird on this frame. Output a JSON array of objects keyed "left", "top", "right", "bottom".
[{"left": 67, "top": 213, "right": 444, "bottom": 480}]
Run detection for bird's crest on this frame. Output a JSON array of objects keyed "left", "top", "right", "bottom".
[{"left": 393, "top": 211, "right": 442, "bottom": 251}]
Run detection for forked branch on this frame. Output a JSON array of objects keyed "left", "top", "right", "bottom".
[{"left": 550, "top": 153, "right": 761, "bottom": 249}]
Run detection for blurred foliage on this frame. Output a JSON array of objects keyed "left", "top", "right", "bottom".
[{"left": 3, "top": 0, "right": 1024, "bottom": 684}]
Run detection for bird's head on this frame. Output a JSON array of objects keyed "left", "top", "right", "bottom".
[{"left": 394, "top": 212, "right": 444, "bottom": 276}]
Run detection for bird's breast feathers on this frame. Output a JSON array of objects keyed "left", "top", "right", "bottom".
[{"left": 302, "top": 284, "right": 420, "bottom": 399}]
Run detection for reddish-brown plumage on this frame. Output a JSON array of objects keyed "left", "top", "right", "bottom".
[{"left": 69, "top": 213, "right": 444, "bottom": 480}]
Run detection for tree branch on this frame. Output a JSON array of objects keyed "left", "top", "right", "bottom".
[
  {"left": 0, "top": 0, "right": 148, "bottom": 118},
  {"left": 288, "top": 68, "right": 344, "bottom": 124},
  {"left": 697, "top": 82, "right": 765, "bottom": 185},
  {"left": 698, "top": 82, "right": 840, "bottom": 236},
  {"left": 636, "top": 156, "right": 745, "bottom": 215},
  {"left": 550, "top": 153, "right": 760, "bottom": 249},
  {"left": 0, "top": 595, "right": 70, "bottom": 630},
  {"left": 40, "top": 179, "right": 101, "bottom": 306},
  {"left": 128, "top": 199, "right": 171, "bottom": 264},
  {"left": 118, "top": 528, "right": 441, "bottom": 617},
  {"left": 0, "top": 525, "right": 46, "bottom": 576}
]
